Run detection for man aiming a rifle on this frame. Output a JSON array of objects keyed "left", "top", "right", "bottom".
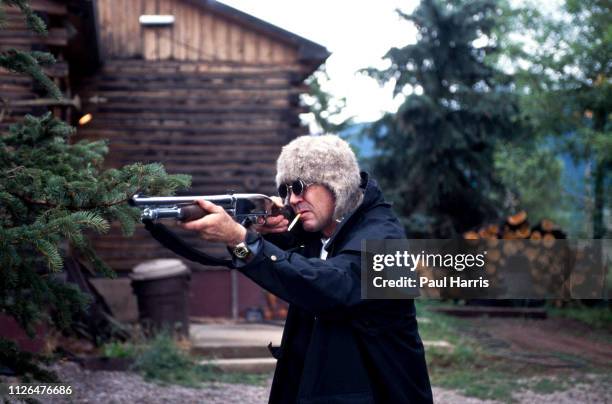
[{"left": 180, "top": 134, "right": 432, "bottom": 403}]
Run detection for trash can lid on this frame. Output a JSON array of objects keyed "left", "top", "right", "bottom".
[{"left": 130, "top": 259, "right": 190, "bottom": 281}]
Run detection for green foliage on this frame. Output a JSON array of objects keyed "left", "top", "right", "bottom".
[
  {"left": 416, "top": 305, "right": 523, "bottom": 402},
  {"left": 132, "top": 333, "right": 205, "bottom": 386},
  {"left": 0, "top": 112, "right": 190, "bottom": 273},
  {"left": 364, "top": 0, "right": 525, "bottom": 237},
  {"left": 0, "top": 1, "right": 191, "bottom": 382},
  {"left": 417, "top": 302, "right": 611, "bottom": 402},
  {"left": 101, "top": 340, "right": 138, "bottom": 359},
  {"left": 0, "top": 339, "right": 59, "bottom": 383},
  {"left": 0, "top": 49, "right": 60, "bottom": 99},
  {"left": 0, "top": 0, "right": 47, "bottom": 35},
  {"left": 0, "top": 1, "right": 58, "bottom": 99},
  {"left": 548, "top": 304, "right": 612, "bottom": 331},
  {"left": 101, "top": 334, "right": 269, "bottom": 387},
  {"left": 527, "top": 377, "right": 571, "bottom": 395},
  {"left": 0, "top": 112, "right": 191, "bottom": 341},
  {"left": 507, "top": 0, "right": 611, "bottom": 238},
  {"left": 494, "top": 140, "right": 571, "bottom": 228}
]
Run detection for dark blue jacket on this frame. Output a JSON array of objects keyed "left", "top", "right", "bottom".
[{"left": 239, "top": 173, "right": 433, "bottom": 404}]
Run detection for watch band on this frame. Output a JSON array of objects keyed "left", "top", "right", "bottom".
[{"left": 229, "top": 231, "right": 261, "bottom": 260}]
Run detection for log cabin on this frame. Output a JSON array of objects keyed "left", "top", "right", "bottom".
[{"left": 1, "top": 0, "right": 329, "bottom": 321}]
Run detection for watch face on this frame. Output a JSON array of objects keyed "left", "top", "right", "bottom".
[{"left": 233, "top": 244, "right": 250, "bottom": 259}]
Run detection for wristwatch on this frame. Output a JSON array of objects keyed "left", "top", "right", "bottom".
[
  {"left": 230, "top": 231, "right": 260, "bottom": 260},
  {"left": 232, "top": 241, "right": 251, "bottom": 259}
]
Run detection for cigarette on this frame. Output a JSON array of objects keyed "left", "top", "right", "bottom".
[{"left": 287, "top": 213, "right": 301, "bottom": 232}]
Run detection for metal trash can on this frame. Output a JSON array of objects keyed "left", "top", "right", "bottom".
[{"left": 130, "top": 259, "right": 190, "bottom": 336}]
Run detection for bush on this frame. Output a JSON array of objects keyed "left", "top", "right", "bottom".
[{"left": 131, "top": 333, "right": 210, "bottom": 387}]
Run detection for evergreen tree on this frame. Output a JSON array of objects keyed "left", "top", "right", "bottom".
[
  {"left": 364, "top": 0, "right": 524, "bottom": 237},
  {"left": 509, "top": 0, "right": 611, "bottom": 238},
  {"left": 493, "top": 141, "right": 569, "bottom": 228},
  {"left": 0, "top": 1, "right": 190, "bottom": 380},
  {"left": 0, "top": 0, "right": 59, "bottom": 98}
]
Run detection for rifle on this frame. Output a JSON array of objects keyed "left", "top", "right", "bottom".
[{"left": 129, "top": 193, "right": 291, "bottom": 226}]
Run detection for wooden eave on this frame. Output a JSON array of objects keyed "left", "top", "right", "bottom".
[
  {"left": 185, "top": 0, "right": 330, "bottom": 72},
  {"left": 61, "top": 0, "right": 329, "bottom": 76}
]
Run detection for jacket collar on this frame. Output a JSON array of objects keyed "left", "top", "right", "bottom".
[{"left": 323, "top": 172, "right": 390, "bottom": 252}]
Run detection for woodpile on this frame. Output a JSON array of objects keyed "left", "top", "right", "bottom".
[
  {"left": 463, "top": 212, "right": 602, "bottom": 298},
  {"left": 463, "top": 211, "right": 566, "bottom": 241},
  {"left": 263, "top": 292, "right": 288, "bottom": 320}
]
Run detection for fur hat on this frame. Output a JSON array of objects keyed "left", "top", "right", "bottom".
[{"left": 276, "top": 134, "right": 363, "bottom": 220}]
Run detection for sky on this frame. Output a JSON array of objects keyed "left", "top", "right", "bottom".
[{"left": 219, "top": 0, "right": 421, "bottom": 124}]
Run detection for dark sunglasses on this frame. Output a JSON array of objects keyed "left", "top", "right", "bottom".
[{"left": 278, "top": 179, "right": 312, "bottom": 200}]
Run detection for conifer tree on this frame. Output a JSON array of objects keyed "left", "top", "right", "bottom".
[
  {"left": 0, "top": 0, "right": 190, "bottom": 380},
  {"left": 364, "top": 0, "right": 524, "bottom": 237},
  {"left": 510, "top": 0, "right": 611, "bottom": 238}
]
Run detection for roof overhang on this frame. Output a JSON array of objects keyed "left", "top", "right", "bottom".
[{"left": 187, "top": 0, "right": 330, "bottom": 74}]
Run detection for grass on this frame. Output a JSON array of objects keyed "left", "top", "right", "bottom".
[
  {"left": 213, "top": 372, "right": 270, "bottom": 386},
  {"left": 101, "top": 340, "right": 138, "bottom": 359},
  {"left": 99, "top": 302, "right": 609, "bottom": 399},
  {"left": 528, "top": 378, "right": 567, "bottom": 394},
  {"left": 100, "top": 333, "right": 269, "bottom": 388},
  {"left": 414, "top": 300, "right": 606, "bottom": 403},
  {"left": 419, "top": 318, "right": 523, "bottom": 401},
  {"left": 431, "top": 368, "right": 522, "bottom": 402},
  {"left": 522, "top": 372, "right": 612, "bottom": 395},
  {"left": 548, "top": 304, "right": 612, "bottom": 331},
  {"left": 416, "top": 301, "right": 523, "bottom": 401}
]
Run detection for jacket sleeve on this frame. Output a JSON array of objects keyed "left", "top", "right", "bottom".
[{"left": 238, "top": 238, "right": 363, "bottom": 314}]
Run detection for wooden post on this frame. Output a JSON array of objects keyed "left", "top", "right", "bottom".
[{"left": 231, "top": 269, "right": 239, "bottom": 320}]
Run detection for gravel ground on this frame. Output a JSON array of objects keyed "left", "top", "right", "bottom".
[
  {"left": 432, "top": 389, "right": 500, "bottom": 404},
  {"left": 513, "top": 384, "right": 611, "bottom": 404},
  {"left": 3, "top": 362, "right": 609, "bottom": 404},
  {"left": 513, "top": 375, "right": 612, "bottom": 404},
  {"left": 36, "top": 361, "right": 269, "bottom": 404}
]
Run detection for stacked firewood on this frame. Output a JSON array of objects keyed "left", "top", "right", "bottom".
[
  {"left": 463, "top": 211, "right": 566, "bottom": 241},
  {"left": 263, "top": 293, "right": 288, "bottom": 320},
  {"left": 463, "top": 212, "right": 572, "bottom": 297}
]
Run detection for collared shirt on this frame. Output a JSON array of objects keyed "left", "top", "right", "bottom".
[{"left": 320, "top": 238, "right": 330, "bottom": 260}]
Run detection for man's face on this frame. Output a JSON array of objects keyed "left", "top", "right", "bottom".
[{"left": 289, "top": 183, "right": 336, "bottom": 236}]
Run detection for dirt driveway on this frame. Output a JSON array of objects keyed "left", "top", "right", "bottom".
[{"left": 463, "top": 316, "right": 612, "bottom": 369}]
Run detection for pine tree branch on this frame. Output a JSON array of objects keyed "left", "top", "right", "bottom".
[
  {"left": 10, "top": 191, "right": 132, "bottom": 210},
  {"left": 0, "top": 50, "right": 61, "bottom": 99},
  {"left": 0, "top": 0, "right": 48, "bottom": 35},
  {"left": 4, "top": 165, "right": 25, "bottom": 176}
]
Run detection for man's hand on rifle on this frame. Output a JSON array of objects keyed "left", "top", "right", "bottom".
[
  {"left": 179, "top": 199, "right": 246, "bottom": 247},
  {"left": 253, "top": 196, "right": 289, "bottom": 234}
]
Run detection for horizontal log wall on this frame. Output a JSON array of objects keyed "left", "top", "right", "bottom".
[
  {"left": 96, "top": 0, "right": 298, "bottom": 63},
  {"left": 2, "top": 0, "right": 314, "bottom": 275},
  {"left": 0, "top": 2, "right": 70, "bottom": 131},
  {"left": 76, "top": 60, "right": 309, "bottom": 271}
]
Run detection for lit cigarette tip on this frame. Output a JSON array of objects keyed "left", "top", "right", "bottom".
[{"left": 287, "top": 213, "right": 301, "bottom": 231}]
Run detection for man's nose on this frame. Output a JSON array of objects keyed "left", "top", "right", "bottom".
[{"left": 289, "top": 190, "right": 303, "bottom": 206}]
